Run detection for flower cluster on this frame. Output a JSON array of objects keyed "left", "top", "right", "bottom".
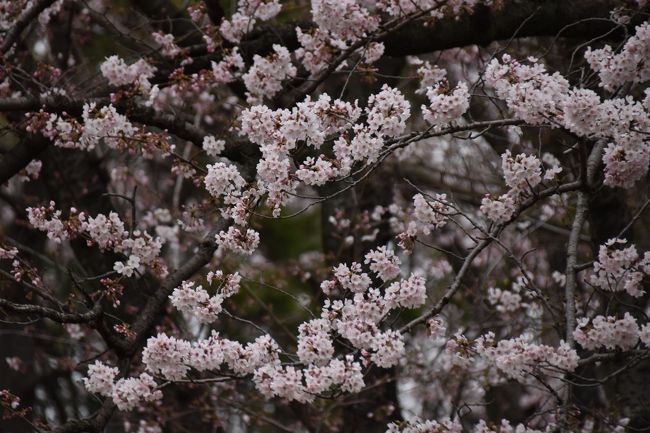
[
  {"left": 27, "top": 203, "right": 165, "bottom": 277},
  {"left": 295, "top": 156, "right": 338, "bottom": 186},
  {"left": 207, "top": 270, "right": 242, "bottom": 297},
  {"left": 238, "top": 93, "right": 366, "bottom": 213},
  {"left": 366, "top": 84, "right": 411, "bottom": 138},
  {"left": 475, "top": 333, "right": 579, "bottom": 380},
  {"left": 585, "top": 23, "right": 650, "bottom": 91},
  {"left": 294, "top": 27, "right": 337, "bottom": 74},
  {"left": 112, "top": 374, "right": 162, "bottom": 411},
  {"left": 202, "top": 136, "right": 226, "bottom": 157},
  {"left": 204, "top": 162, "right": 246, "bottom": 204},
  {"left": 487, "top": 286, "right": 523, "bottom": 313},
  {"left": 310, "top": 0, "right": 378, "bottom": 45},
  {"left": 295, "top": 0, "right": 486, "bottom": 75},
  {"left": 169, "top": 281, "right": 225, "bottom": 324},
  {"left": 83, "top": 361, "right": 118, "bottom": 397},
  {"left": 364, "top": 246, "right": 401, "bottom": 282},
  {"left": 393, "top": 193, "right": 453, "bottom": 251},
  {"left": 562, "top": 91, "right": 649, "bottom": 188},
  {"left": 151, "top": 32, "right": 182, "bottom": 59},
  {"left": 590, "top": 238, "right": 650, "bottom": 297},
  {"left": 141, "top": 332, "right": 281, "bottom": 379},
  {"left": 83, "top": 361, "right": 162, "bottom": 411},
  {"left": 26, "top": 201, "right": 68, "bottom": 243},
  {"left": 422, "top": 80, "right": 470, "bottom": 127},
  {"left": 480, "top": 150, "right": 559, "bottom": 223},
  {"left": 412, "top": 193, "right": 450, "bottom": 233},
  {"left": 253, "top": 355, "right": 365, "bottom": 402},
  {"left": 385, "top": 417, "right": 462, "bottom": 433},
  {"left": 485, "top": 53, "right": 650, "bottom": 188},
  {"left": 574, "top": 313, "right": 650, "bottom": 351},
  {"left": 215, "top": 226, "right": 260, "bottom": 255},
  {"left": 219, "top": 0, "right": 282, "bottom": 43},
  {"left": 473, "top": 420, "right": 546, "bottom": 433},
  {"left": 103, "top": 243, "right": 434, "bottom": 409},
  {"left": 170, "top": 270, "right": 241, "bottom": 323},
  {"left": 84, "top": 332, "right": 314, "bottom": 407},
  {"left": 242, "top": 44, "right": 296, "bottom": 103},
  {"left": 15, "top": 159, "right": 42, "bottom": 182},
  {"left": 297, "top": 318, "right": 335, "bottom": 365},
  {"left": 211, "top": 48, "right": 245, "bottom": 84},
  {"left": 83, "top": 213, "right": 165, "bottom": 277},
  {"left": 35, "top": 103, "right": 149, "bottom": 152},
  {"left": 485, "top": 55, "right": 570, "bottom": 125},
  {"left": 100, "top": 55, "right": 156, "bottom": 92},
  {"left": 385, "top": 274, "right": 427, "bottom": 308}
]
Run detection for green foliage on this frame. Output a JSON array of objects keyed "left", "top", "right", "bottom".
[{"left": 258, "top": 207, "right": 322, "bottom": 261}]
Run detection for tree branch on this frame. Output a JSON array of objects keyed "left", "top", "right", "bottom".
[
  {"left": 0, "top": 297, "right": 101, "bottom": 323},
  {"left": 0, "top": 0, "right": 57, "bottom": 53},
  {"left": 380, "top": 0, "right": 646, "bottom": 57}
]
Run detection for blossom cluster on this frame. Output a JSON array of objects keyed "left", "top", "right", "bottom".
[
  {"left": 210, "top": 48, "right": 245, "bottom": 84},
  {"left": 480, "top": 150, "right": 561, "bottom": 223},
  {"left": 294, "top": 0, "right": 486, "bottom": 75},
  {"left": 84, "top": 331, "right": 282, "bottom": 407},
  {"left": 584, "top": 22, "right": 650, "bottom": 91},
  {"left": 26, "top": 203, "right": 166, "bottom": 277},
  {"left": 215, "top": 226, "right": 260, "bottom": 255},
  {"left": 390, "top": 193, "right": 453, "bottom": 251},
  {"left": 421, "top": 80, "right": 470, "bottom": 127},
  {"left": 235, "top": 85, "right": 416, "bottom": 216},
  {"left": 254, "top": 250, "right": 426, "bottom": 399},
  {"left": 202, "top": 135, "right": 225, "bottom": 157},
  {"left": 385, "top": 417, "right": 462, "bottom": 433},
  {"left": 378, "top": 0, "right": 485, "bottom": 18},
  {"left": 589, "top": 238, "right": 650, "bottom": 297},
  {"left": 100, "top": 55, "right": 156, "bottom": 92},
  {"left": 473, "top": 332, "right": 579, "bottom": 380},
  {"left": 204, "top": 162, "right": 246, "bottom": 205},
  {"left": 169, "top": 271, "right": 241, "bottom": 323},
  {"left": 151, "top": 32, "right": 182, "bottom": 59},
  {"left": 28, "top": 102, "right": 168, "bottom": 156},
  {"left": 14, "top": 159, "right": 42, "bottom": 182},
  {"left": 574, "top": 312, "right": 650, "bottom": 351},
  {"left": 83, "top": 361, "right": 162, "bottom": 411},
  {"left": 254, "top": 355, "right": 365, "bottom": 402},
  {"left": 242, "top": 44, "right": 297, "bottom": 104},
  {"left": 485, "top": 54, "right": 570, "bottom": 125},
  {"left": 0, "top": 0, "right": 63, "bottom": 32},
  {"left": 82, "top": 243, "right": 435, "bottom": 409},
  {"left": 485, "top": 49, "right": 650, "bottom": 188},
  {"left": 311, "top": 0, "right": 379, "bottom": 46},
  {"left": 219, "top": 0, "right": 282, "bottom": 43},
  {"left": 414, "top": 59, "right": 447, "bottom": 93}
]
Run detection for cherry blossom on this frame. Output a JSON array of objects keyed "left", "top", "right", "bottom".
[
  {"left": 590, "top": 238, "right": 650, "bottom": 297},
  {"left": 574, "top": 313, "right": 641, "bottom": 351},
  {"left": 243, "top": 44, "right": 297, "bottom": 103},
  {"left": 422, "top": 81, "right": 470, "bottom": 127},
  {"left": 100, "top": 56, "right": 156, "bottom": 92},
  {"left": 83, "top": 361, "right": 118, "bottom": 397},
  {"left": 4, "top": 2, "right": 650, "bottom": 432}
]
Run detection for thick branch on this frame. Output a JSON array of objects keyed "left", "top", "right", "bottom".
[
  {"left": 381, "top": 0, "right": 645, "bottom": 56},
  {"left": 564, "top": 191, "right": 588, "bottom": 347},
  {"left": 129, "top": 232, "right": 222, "bottom": 350}
]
